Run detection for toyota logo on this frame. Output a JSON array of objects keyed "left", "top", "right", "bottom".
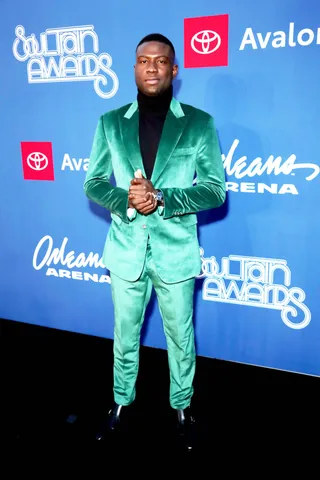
[
  {"left": 191, "top": 30, "right": 221, "bottom": 54},
  {"left": 27, "top": 152, "right": 49, "bottom": 171}
]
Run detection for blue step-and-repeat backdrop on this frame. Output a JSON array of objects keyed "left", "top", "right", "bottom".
[{"left": 1, "top": 0, "right": 319, "bottom": 376}]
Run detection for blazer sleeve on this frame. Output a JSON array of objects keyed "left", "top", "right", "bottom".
[
  {"left": 83, "top": 115, "right": 130, "bottom": 223},
  {"left": 160, "top": 116, "right": 226, "bottom": 219}
]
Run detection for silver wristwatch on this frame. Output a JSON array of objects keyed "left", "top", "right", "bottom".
[{"left": 152, "top": 189, "right": 164, "bottom": 206}]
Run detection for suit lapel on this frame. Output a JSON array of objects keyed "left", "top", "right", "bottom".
[
  {"left": 151, "top": 98, "right": 188, "bottom": 185},
  {"left": 119, "top": 101, "right": 146, "bottom": 177}
]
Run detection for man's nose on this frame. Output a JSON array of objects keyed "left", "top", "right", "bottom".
[{"left": 146, "top": 61, "right": 158, "bottom": 73}]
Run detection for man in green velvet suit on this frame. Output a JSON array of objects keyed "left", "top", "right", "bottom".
[{"left": 84, "top": 33, "right": 225, "bottom": 449}]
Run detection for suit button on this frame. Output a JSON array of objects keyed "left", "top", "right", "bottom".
[{"left": 141, "top": 224, "right": 147, "bottom": 229}]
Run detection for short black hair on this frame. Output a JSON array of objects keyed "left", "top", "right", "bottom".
[{"left": 136, "top": 33, "right": 175, "bottom": 58}]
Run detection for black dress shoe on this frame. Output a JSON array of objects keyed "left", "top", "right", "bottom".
[
  {"left": 176, "top": 406, "right": 196, "bottom": 452},
  {"left": 95, "top": 403, "right": 123, "bottom": 440}
]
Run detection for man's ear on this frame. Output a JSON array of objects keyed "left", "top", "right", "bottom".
[{"left": 172, "top": 63, "right": 178, "bottom": 79}]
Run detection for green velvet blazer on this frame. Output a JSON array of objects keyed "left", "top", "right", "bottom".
[{"left": 84, "top": 97, "right": 226, "bottom": 283}]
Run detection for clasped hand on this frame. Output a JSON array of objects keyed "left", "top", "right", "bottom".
[{"left": 128, "top": 177, "right": 157, "bottom": 215}]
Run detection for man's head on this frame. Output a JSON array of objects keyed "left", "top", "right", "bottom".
[{"left": 134, "top": 33, "right": 178, "bottom": 96}]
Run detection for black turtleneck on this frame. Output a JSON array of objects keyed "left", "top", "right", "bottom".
[{"left": 137, "top": 85, "right": 172, "bottom": 180}]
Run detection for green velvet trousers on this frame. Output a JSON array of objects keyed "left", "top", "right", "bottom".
[{"left": 110, "top": 241, "right": 196, "bottom": 410}]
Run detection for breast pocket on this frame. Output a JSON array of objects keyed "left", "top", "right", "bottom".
[{"left": 171, "top": 146, "right": 196, "bottom": 157}]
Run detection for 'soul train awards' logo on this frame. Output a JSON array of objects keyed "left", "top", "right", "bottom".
[
  {"left": 12, "top": 24, "right": 119, "bottom": 99},
  {"left": 198, "top": 248, "right": 311, "bottom": 330}
]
